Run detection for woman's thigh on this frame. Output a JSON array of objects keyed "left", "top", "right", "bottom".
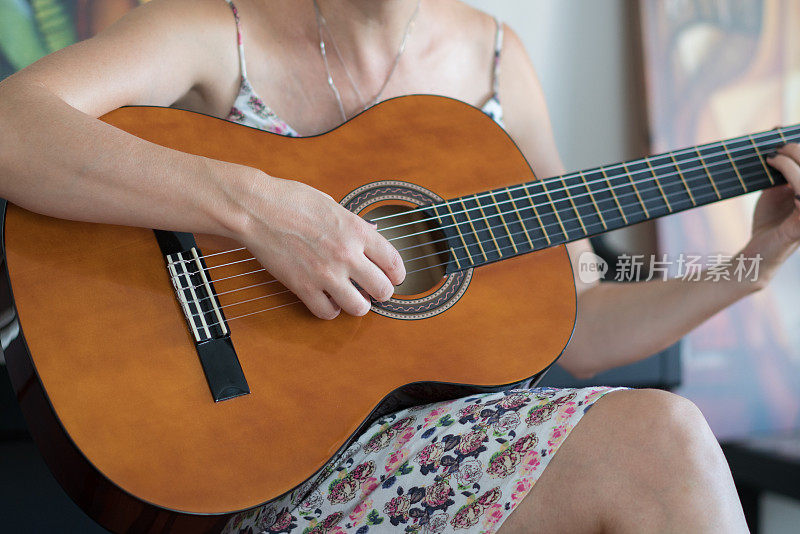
[{"left": 497, "top": 389, "right": 746, "bottom": 534}]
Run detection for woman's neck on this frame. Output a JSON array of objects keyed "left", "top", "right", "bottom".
[{"left": 313, "top": 0, "right": 422, "bottom": 62}]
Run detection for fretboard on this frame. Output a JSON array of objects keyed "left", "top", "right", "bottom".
[{"left": 432, "top": 125, "right": 794, "bottom": 271}]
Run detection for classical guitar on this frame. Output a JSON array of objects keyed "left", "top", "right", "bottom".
[{"left": 1, "top": 95, "right": 790, "bottom": 533}]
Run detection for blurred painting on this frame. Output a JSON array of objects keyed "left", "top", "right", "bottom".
[
  {"left": 0, "top": 0, "right": 147, "bottom": 81},
  {"left": 641, "top": 0, "right": 800, "bottom": 439}
]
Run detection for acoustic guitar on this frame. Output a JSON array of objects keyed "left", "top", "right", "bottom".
[{"left": 1, "top": 95, "right": 789, "bottom": 533}]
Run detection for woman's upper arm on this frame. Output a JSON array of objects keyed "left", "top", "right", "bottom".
[
  {"left": 497, "top": 25, "right": 598, "bottom": 294},
  {"left": 1, "top": 0, "right": 239, "bottom": 117}
]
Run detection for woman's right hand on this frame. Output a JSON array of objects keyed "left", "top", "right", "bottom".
[{"left": 228, "top": 171, "right": 406, "bottom": 320}]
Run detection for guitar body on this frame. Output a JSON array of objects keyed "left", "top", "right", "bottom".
[{"left": 1, "top": 95, "right": 575, "bottom": 533}]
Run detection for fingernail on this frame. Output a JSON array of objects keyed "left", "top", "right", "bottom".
[
  {"left": 776, "top": 142, "right": 786, "bottom": 149},
  {"left": 766, "top": 151, "right": 778, "bottom": 159}
]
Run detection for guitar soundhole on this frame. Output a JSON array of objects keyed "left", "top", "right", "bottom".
[
  {"left": 341, "top": 180, "right": 471, "bottom": 320},
  {"left": 368, "top": 205, "right": 449, "bottom": 296}
]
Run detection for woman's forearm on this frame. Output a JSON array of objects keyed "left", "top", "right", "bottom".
[
  {"left": 560, "top": 271, "right": 760, "bottom": 378},
  {"left": 0, "top": 79, "right": 406, "bottom": 320},
  {"left": 0, "top": 80, "right": 252, "bottom": 238}
]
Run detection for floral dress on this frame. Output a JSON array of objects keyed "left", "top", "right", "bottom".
[
  {"left": 220, "top": 2, "right": 623, "bottom": 532},
  {"left": 224, "top": 388, "right": 621, "bottom": 534}
]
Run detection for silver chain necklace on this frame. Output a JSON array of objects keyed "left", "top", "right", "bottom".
[{"left": 313, "top": 0, "right": 421, "bottom": 122}]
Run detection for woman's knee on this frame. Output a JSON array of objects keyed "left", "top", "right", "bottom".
[{"left": 593, "top": 389, "right": 722, "bottom": 469}]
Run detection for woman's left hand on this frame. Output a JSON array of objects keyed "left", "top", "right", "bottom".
[{"left": 742, "top": 143, "right": 800, "bottom": 286}]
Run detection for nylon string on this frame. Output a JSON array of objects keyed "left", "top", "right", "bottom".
[
  {"left": 175, "top": 125, "right": 795, "bottom": 267},
  {"left": 182, "top": 162, "right": 778, "bottom": 324},
  {"left": 172, "top": 141, "right": 787, "bottom": 298}
]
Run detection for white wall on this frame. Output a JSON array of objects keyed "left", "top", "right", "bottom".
[{"left": 463, "top": 0, "right": 640, "bottom": 171}]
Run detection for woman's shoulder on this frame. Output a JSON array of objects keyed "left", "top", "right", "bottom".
[
  {"left": 3, "top": 0, "right": 244, "bottom": 117},
  {"left": 436, "top": 1, "right": 498, "bottom": 50},
  {"left": 439, "top": 5, "right": 561, "bottom": 177},
  {"left": 105, "top": 0, "right": 244, "bottom": 113},
  {"left": 109, "top": 0, "right": 237, "bottom": 34}
]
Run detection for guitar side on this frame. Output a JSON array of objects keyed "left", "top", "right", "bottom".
[{"left": 1, "top": 95, "right": 576, "bottom": 533}]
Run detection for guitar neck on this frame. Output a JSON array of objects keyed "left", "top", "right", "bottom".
[{"left": 435, "top": 125, "right": 795, "bottom": 270}]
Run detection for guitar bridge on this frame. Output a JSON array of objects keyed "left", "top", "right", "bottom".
[
  {"left": 154, "top": 230, "right": 250, "bottom": 402},
  {"left": 166, "top": 247, "right": 228, "bottom": 343}
]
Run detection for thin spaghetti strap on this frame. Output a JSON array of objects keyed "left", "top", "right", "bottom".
[
  {"left": 224, "top": 0, "right": 248, "bottom": 80},
  {"left": 491, "top": 17, "right": 504, "bottom": 96}
]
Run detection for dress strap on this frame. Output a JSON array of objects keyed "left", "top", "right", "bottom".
[
  {"left": 224, "top": 0, "right": 248, "bottom": 80},
  {"left": 491, "top": 17, "right": 504, "bottom": 96}
]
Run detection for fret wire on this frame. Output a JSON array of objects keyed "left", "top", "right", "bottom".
[
  {"left": 749, "top": 134, "right": 776, "bottom": 185},
  {"left": 559, "top": 176, "right": 588, "bottom": 234},
  {"left": 674, "top": 147, "right": 718, "bottom": 208},
  {"left": 696, "top": 141, "right": 748, "bottom": 200},
  {"left": 474, "top": 195, "right": 503, "bottom": 258},
  {"left": 450, "top": 247, "right": 462, "bottom": 269},
  {"left": 389, "top": 156, "right": 774, "bottom": 256},
  {"left": 459, "top": 198, "right": 488, "bottom": 261},
  {"left": 507, "top": 187, "right": 537, "bottom": 247},
  {"left": 398, "top": 171, "right": 783, "bottom": 283},
  {"left": 519, "top": 136, "right": 771, "bottom": 229},
  {"left": 431, "top": 203, "right": 465, "bottom": 270},
  {"left": 720, "top": 139, "right": 748, "bottom": 192},
  {"left": 644, "top": 156, "right": 672, "bottom": 212},
  {"left": 195, "top": 129, "right": 797, "bottom": 281},
  {"left": 621, "top": 161, "right": 649, "bottom": 218},
  {"left": 521, "top": 183, "right": 551, "bottom": 244},
  {"left": 201, "top": 160, "right": 780, "bottom": 306},
  {"left": 364, "top": 124, "right": 800, "bottom": 231},
  {"left": 668, "top": 153, "right": 697, "bottom": 205},
  {"left": 398, "top": 171, "right": 780, "bottom": 278},
  {"left": 219, "top": 168, "right": 778, "bottom": 325},
  {"left": 387, "top": 157, "right": 775, "bottom": 268},
  {"left": 389, "top": 156, "right": 780, "bottom": 256},
  {"left": 578, "top": 170, "right": 607, "bottom": 229},
  {"left": 368, "top": 169, "right": 780, "bottom": 298},
  {"left": 199, "top": 147, "right": 783, "bottom": 293},
  {"left": 445, "top": 203, "right": 474, "bottom": 265},
  {"left": 576, "top": 169, "right": 622, "bottom": 235},
  {"left": 377, "top": 128, "right": 796, "bottom": 237},
  {"left": 489, "top": 191, "right": 518, "bottom": 253},
  {"left": 185, "top": 143, "right": 787, "bottom": 299},
  {"left": 446, "top": 172, "right": 772, "bottom": 272},
  {"left": 600, "top": 166, "right": 628, "bottom": 223},
  {"left": 540, "top": 179, "right": 571, "bottom": 238},
  {"left": 694, "top": 147, "right": 721, "bottom": 199},
  {"left": 394, "top": 158, "right": 768, "bottom": 266}
]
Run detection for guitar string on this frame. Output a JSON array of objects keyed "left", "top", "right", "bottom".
[
  {"left": 178, "top": 153, "right": 775, "bottom": 303},
  {"left": 172, "top": 127, "right": 793, "bottom": 268},
  {"left": 173, "top": 128, "right": 794, "bottom": 268},
  {"left": 403, "top": 181, "right": 759, "bottom": 275},
  {"left": 194, "top": 170, "right": 777, "bottom": 328},
  {"left": 381, "top": 153, "right": 783, "bottom": 244},
  {"left": 175, "top": 150, "right": 776, "bottom": 297},
  {"left": 367, "top": 125, "right": 799, "bottom": 224},
  {"left": 376, "top": 139, "right": 788, "bottom": 234},
  {"left": 177, "top": 133, "right": 778, "bottom": 273},
  {"left": 184, "top": 169, "right": 773, "bottom": 321}
]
